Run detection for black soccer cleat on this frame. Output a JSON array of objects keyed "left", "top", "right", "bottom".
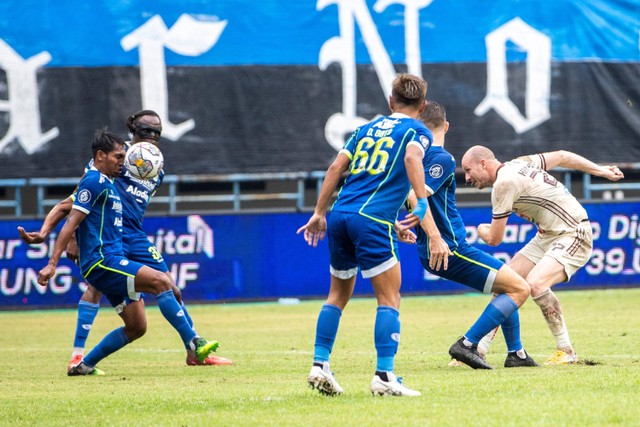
[
  {"left": 448, "top": 337, "right": 494, "bottom": 370},
  {"left": 504, "top": 350, "right": 539, "bottom": 368}
]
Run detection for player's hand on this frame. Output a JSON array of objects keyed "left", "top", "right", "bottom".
[
  {"left": 397, "top": 208, "right": 424, "bottom": 229},
  {"left": 17, "top": 226, "right": 46, "bottom": 244},
  {"left": 395, "top": 221, "right": 416, "bottom": 244},
  {"left": 37, "top": 265, "right": 56, "bottom": 286},
  {"left": 296, "top": 214, "right": 327, "bottom": 247},
  {"left": 602, "top": 165, "right": 624, "bottom": 181},
  {"left": 428, "top": 235, "right": 452, "bottom": 271},
  {"left": 400, "top": 197, "right": 428, "bottom": 229}
]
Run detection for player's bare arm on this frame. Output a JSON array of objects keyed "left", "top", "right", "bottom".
[
  {"left": 537, "top": 150, "right": 624, "bottom": 181},
  {"left": 297, "top": 153, "right": 350, "bottom": 247},
  {"left": 478, "top": 217, "right": 508, "bottom": 246},
  {"left": 37, "top": 209, "right": 86, "bottom": 286},
  {"left": 18, "top": 196, "right": 74, "bottom": 244}
]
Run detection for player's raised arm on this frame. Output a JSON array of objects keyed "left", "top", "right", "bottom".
[{"left": 539, "top": 150, "right": 624, "bottom": 181}]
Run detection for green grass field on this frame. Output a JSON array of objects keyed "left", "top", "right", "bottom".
[{"left": 1, "top": 288, "right": 639, "bottom": 426}]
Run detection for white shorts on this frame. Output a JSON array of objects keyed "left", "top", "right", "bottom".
[{"left": 518, "top": 221, "right": 593, "bottom": 280}]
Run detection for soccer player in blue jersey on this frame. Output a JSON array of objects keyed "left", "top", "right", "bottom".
[
  {"left": 298, "top": 73, "right": 434, "bottom": 397},
  {"left": 405, "top": 102, "right": 537, "bottom": 369},
  {"left": 37, "top": 129, "right": 219, "bottom": 375},
  {"left": 19, "top": 111, "right": 231, "bottom": 371}
]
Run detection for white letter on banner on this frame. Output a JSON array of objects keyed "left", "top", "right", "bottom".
[
  {"left": 318, "top": 0, "right": 397, "bottom": 150},
  {"left": 121, "top": 14, "right": 227, "bottom": 140},
  {"left": 0, "top": 39, "right": 59, "bottom": 154},
  {"left": 475, "top": 18, "right": 551, "bottom": 133},
  {"left": 374, "top": 0, "right": 433, "bottom": 77}
]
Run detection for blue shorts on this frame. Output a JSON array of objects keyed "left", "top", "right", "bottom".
[
  {"left": 328, "top": 211, "right": 398, "bottom": 279},
  {"left": 123, "top": 233, "right": 169, "bottom": 273},
  {"left": 85, "top": 255, "right": 145, "bottom": 309},
  {"left": 421, "top": 243, "right": 503, "bottom": 294}
]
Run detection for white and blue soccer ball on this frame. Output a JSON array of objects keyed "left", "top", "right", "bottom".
[{"left": 124, "top": 142, "right": 164, "bottom": 180}]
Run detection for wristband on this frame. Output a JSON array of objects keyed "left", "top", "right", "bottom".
[{"left": 412, "top": 197, "right": 428, "bottom": 221}]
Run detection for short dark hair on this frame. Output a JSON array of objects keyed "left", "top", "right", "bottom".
[
  {"left": 92, "top": 128, "right": 125, "bottom": 158},
  {"left": 126, "top": 109, "right": 161, "bottom": 134},
  {"left": 421, "top": 101, "right": 447, "bottom": 130},
  {"left": 391, "top": 73, "right": 427, "bottom": 109}
]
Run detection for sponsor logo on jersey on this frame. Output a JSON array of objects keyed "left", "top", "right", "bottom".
[
  {"left": 420, "top": 135, "right": 430, "bottom": 149},
  {"left": 372, "top": 117, "right": 400, "bottom": 130},
  {"left": 126, "top": 185, "right": 150, "bottom": 202},
  {"left": 119, "top": 259, "right": 129, "bottom": 266},
  {"left": 429, "top": 164, "right": 443, "bottom": 178},
  {"left": 77, "top": 189, "right": 91, "bottom": 204}
]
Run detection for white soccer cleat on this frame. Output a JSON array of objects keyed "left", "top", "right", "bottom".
[
  {"left": 370, "top": 372, "right": 421, "bottom": 397},
  {"left": 544, "top": 349, "right": 579, "bottom": 365},
  {"left": 307, "top": 363, "right": 344, "bottom": 396}
]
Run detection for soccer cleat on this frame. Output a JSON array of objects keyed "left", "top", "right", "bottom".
[
  {"left": 504, "top": 350, "right": 539, "bottom": 368},
  {"left": 191, "top": 337, "right": 220, "bottom": 363},
  {"left": 67, "top": 361, "right": 105, "bottom": 376},
  {"left": 370, "top": 372, "right": 421, "bottom": 397},
  {"left": 448, "top": 337, "right": 494, "bottom": 370},
  {"left": 544, "top": 349, "right": 579, "bottom": 365},
  {"left": 186, "top": 351, "right": 233, "bottom": 366},
  {"left": 67, "top": 354, "right": 84, "bottom": 372},
  {"left": 307, "top": 363, "right": 343, "bottom": 396}
]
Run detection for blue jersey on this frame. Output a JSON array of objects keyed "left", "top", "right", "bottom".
[
  {"left": 415, "top": 146, "right": 467, "bottom": 259},
  {"left": 72, "top": 167, "right": 124, "bottom": 276},
  {"left": 332, "top": 113, "right": 432, "bottom": 224},
  {"left": 84, "top": 141, "right": 163, "bottom": 236}
]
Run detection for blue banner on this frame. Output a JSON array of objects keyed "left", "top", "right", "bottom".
[
  {"left": 1, "top": 201, "right": 639, "bottom": 309},
  {"left": 0, "top": 0, "right": 638, "bottom": 67}
]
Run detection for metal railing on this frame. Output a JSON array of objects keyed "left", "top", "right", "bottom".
[{"left": 1, "top": 167, "right": 639, "bottom": 218}]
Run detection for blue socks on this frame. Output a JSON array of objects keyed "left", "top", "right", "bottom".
[
  {"left": 313, "top": 304, "right": 342, "bottom": 363},
  {"left": 181, "top": 301, "right": 194, "bottom": 328},
  {"left": 501, "top": 309, "right": 522, "bottom": 352},
  {"left": 74, "top": 300, "right": 99, "bottom": 349},
  {"left": 465, "top": 294, "right": 518, "bottom": 344},
  {"left": 157, "top": 289, "right": 197, "bottom": 347},
  {"left": 375, "top": 306, "right": 400, "bottom": 372},
  {"left": 83, "top": 327, "right": 129, "bottom": 367}
]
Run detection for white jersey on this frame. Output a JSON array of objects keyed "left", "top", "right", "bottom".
[{"left": 491, "top": 154, "right": 588, "bottom": 235}]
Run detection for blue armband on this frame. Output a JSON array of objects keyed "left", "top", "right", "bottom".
[{"left": 412, "top": 197, "right": 428, "bottom": 221}]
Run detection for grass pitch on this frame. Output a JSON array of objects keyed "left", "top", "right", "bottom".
[{"left": 1, "top": 288, "right": 639, "bottom": 426}]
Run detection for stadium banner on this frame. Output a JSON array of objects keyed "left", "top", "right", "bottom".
[
  {"left": 0, "top": 0, "right": 639, "bottom": 178},
  {"left": 1, "top": 201, "right": 638, "bottom": 309}
]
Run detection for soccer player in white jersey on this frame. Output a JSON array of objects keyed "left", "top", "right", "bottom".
[{"left": 461, "top": 145, "right": 624, "bottom": 364}]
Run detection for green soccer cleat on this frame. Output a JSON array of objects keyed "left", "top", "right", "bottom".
[
  {"left": 67, "top": 361, "right": 106, "bottom": 376},
  {"left": 192, "top": 337, "right": 220, "bottom": 363}
]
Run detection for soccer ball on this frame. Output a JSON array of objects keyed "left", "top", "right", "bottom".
[{"left": 124, "top": 142, "right": 164, "bottom": 180}]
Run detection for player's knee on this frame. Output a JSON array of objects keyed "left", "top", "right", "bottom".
[
  {"left": 125, "top": 323, "right": 147, "bottom": 341},
  {"left": 81, "top": 285, "right": 102, "bottom": 304},
  {"left": 147, "top": 272, "right": 173, "bottom": 294},
  {"left": 527, "top": 280, "right": 548, "bottom": 298},
  {"left": 510, "top": 278, "right": 530, "bottom": 305}
]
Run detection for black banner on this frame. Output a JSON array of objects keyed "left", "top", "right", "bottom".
[{"left": 1, "top": 62, "right": 639, "bottom": 179}]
